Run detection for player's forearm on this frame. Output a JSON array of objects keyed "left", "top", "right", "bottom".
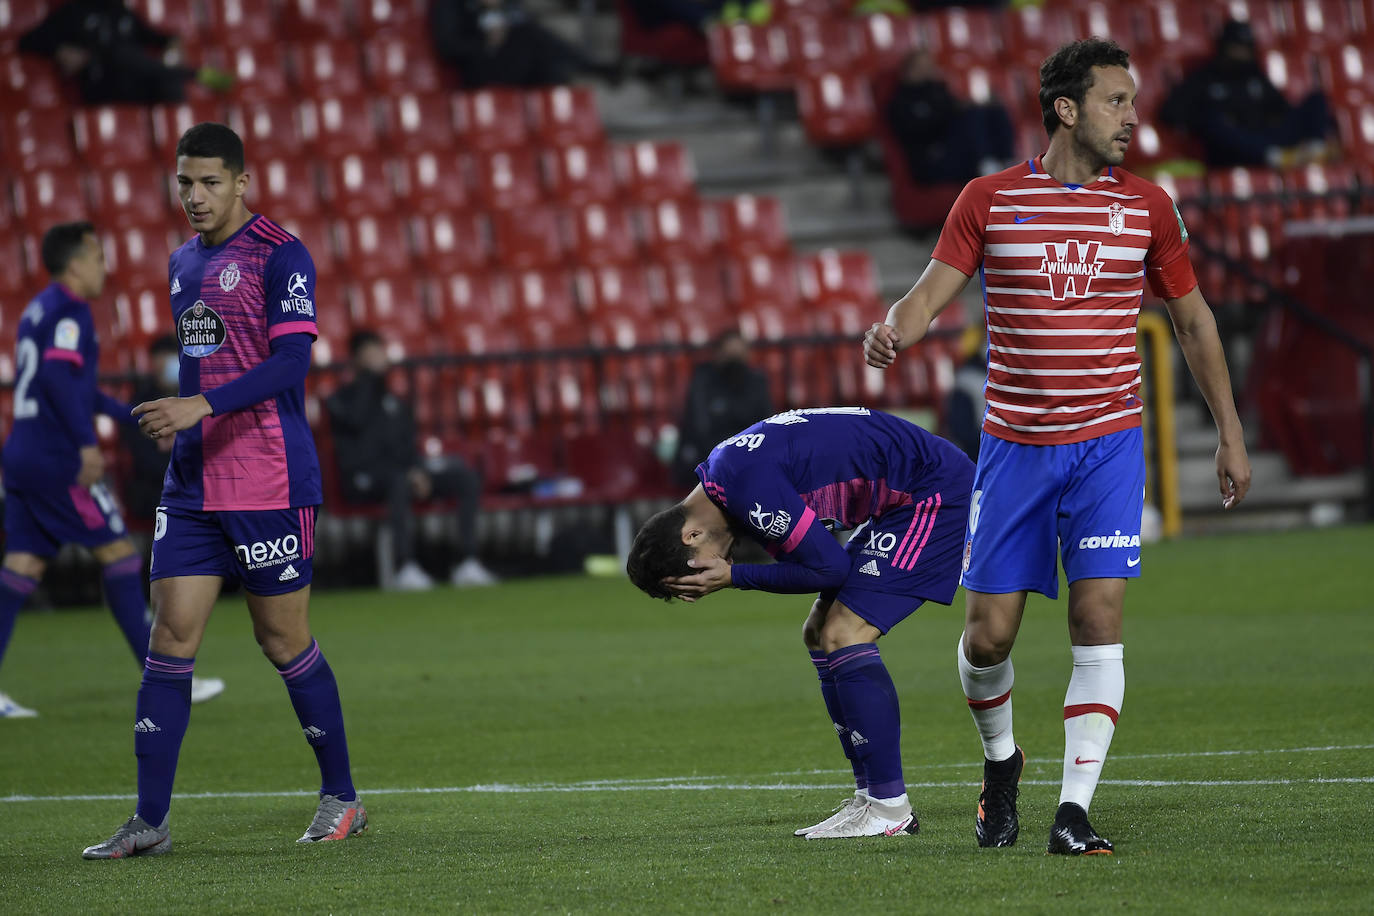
[
  {"left": 202, "top": 335, "right": 311, "bottom": 416},
  {"left": 1174, "top": 313, "right": 1245, "bottom": 444},
  {"left": 884, "top": 291, "right": 938, "bottom": 352},
  {"left": 96, "top": 390, "right": 137, "bottom": 426},
  {"left": 731, "top": 560, "right": 847, "bottom": 594}
]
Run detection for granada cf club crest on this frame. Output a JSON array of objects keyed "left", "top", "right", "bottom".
[
  {"left": 219, "top": 262, "right": 241, "bottom": 292},
  {"left": 178, "top": 299, "right": 227, "bottom": 357},
  {"left": 1107, "top": 202, "right": 1125, "bottom": 236},
  {"left": 1039, "top": 239, "right": 1104, "bottom": 301}
]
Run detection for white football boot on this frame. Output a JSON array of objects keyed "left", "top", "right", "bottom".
[
  {"left": 805, "top": 794, "right": 919, "bottom": 839},
  {"left": 794, "top": 791, "right": 869, "bottom": 837}
]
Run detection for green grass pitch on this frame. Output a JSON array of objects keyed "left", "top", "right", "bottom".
[{"left": 1, "top": 525, "right": 1371, "bottom": 914}]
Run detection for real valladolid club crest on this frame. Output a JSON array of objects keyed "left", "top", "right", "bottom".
[
  {"left": 219, "top": 262, "right": 241, "bottom": 292},
  {"left": 1108, "top": 202, "right": 1125, "bottom": 237}
]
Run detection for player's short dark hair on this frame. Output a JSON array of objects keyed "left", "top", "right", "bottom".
[
  {"left": 175, "top": 122, "right": 245, "bottom": 174},
  {"left": 349, "top": 328, "right": 383, "bottom": 357},
  {"left": 626, "top": 504, "right": 694, "bottom": 601},
  {"left": 1039, "top": 38, "right": 1131, "bottom": 137},
  {"left": 40, "top": 221, "right": 96, "bottom": 276}
]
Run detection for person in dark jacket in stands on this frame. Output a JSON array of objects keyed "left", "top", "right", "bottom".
[
  {"left": 120, "top": 335, "right": 180, "bottom": 524},
  {"left": 673, "top": 329, "right": 775, "bottom": 488},
  {"left": 430, "top": 0, "right": 618, "bottom": 89},
  {"left": 1159, "top": 18, "right": 1334, "bottom": 168},
  {"left": 885, "top": 49, "right": 1015, "bottom": 185},
  {"left": 19, "top": 0, "right": 231, "bottom": 105},
  {"left": 325, "top": 330, "right": 496, "bottom": 591}
]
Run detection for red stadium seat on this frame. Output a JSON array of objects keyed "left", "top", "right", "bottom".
[
  {"left": 394, "top": 149, "right": 471, "bottom": 214},
  {"left": 278, "top": 0, "right": 352, "bottom": 38},
  {"left": 248, "top": 157, "right": 322, "bottom": 220},
  {"left": 103, "top": 223, "right": 173, "bottom": 289},
  {"left": 919, "top": 7, "right": 1000, "bottom": 63},
  {"left": 221, "top": 42, "right": 292, "bottom": 102},
  {"left": 13, "top": 169, "right": 91, "bottom": 232},
  {"left": 542, "top": 142, "right": 617, "bottom": 206},
  {"left": 645, "top": 258, "right": 727, "bottom": 317},
  {"left": 563, "top": 201, "right": 637, "bottom": 266},
  {"left": 356, "top": 0, "right": 426, "bottom": 38},
  {"left": 429, "top": 269, "right": 509, "bottom": 330},
  {"left": 228, "top": 100, "right": 306, "bottom": 161},
  {"left": 0, "top": 56, "right": 66, "bottom": 113},
  {"left": 614, "top": 141, "right": 695, "bottom": 204},
  {"left": 574, "top": 264, "right": 653, "bottom": 317},
  {"left": 320, "top": 152, "right": 396, "bottom": 218},
  {"left": 638, "top": 196, "right": 714, "bottom": 260},
  {"left": 490, "top": 206, "right": 566, "bottom": 270},
  {"left": 796, "top": 248, "right": 879, "bottom": 309},
  {"left": 377, "top": 92, "right": 457, "bottom": 153},
  {"left": 723, "top": 252, "right": 800, "bottom": 309},
  {"left": 707, "top": 22, "right": 793, "bottom": 93},
  {"left": 1001, "top": 5, "right": 1076, "bottom": 70},
  {"left": 86, "top": 165, "right": 178, "bottom": 226},
  {"left": 713, "top": 193, "right": 788, "bottom": 256},
  {"left": 301, "top": 95, "right": 380, "bottom": 157},
  {"left": 453, "top": 89, "right": 531, "bottom": 152},
  {"left": 1146, "top": 2, "right": 1221, "bottom": 65},
  {"left": 796, "top": 70, "right": 876, "bottom": 148},
  {"left": 412, "top": 211, "right": 491, "bottom": 273},
  {"left": 853, "top": 12, "right": 920, "bottom": 76},
  {"left": 111, "top": 284, "right": 168, "bottom": 359},
  {"left": 470, "top": 147, "right": 543, "bottom": 211},
  {"left": 126, "top": 0, "right": 199, "bottom": 42},
  {"left": 334, "top": 213, "right": 413, "bottom": 278},
  {"left": 784, "top": 16, "right": 860, "bottom": 77},
  {"left": 3, "top": 109, "right": 75, "bottom": 171},
  {"left": 615, "top": 0, "right": 709, "bottom": 68},
  {"left": 291, "top": 39, "right": 366, "bottom": 98},
  {"left": 72, "top": 106, "right": 156, "bottom": 169},
  {"left": 500, "top": 268, "right": 578, "bottom": 332},
  {"left": 0, "top": 0, "right": 50, "bottom": 44},
  {"left": 347, "top": 273, "right": 433, "bottom": 343},
  {"left": 150, "top": 100, "right": 229, "bottom": 151},
  {"left": 0, "top": 235, "right": 33, "bottom": 299},
  {"left": 201, "top": 0, "right": 277, "bottom": 45},
  {"left": 363, "top": 35, "right": 446, "bottom": 95},
  {"left": 527, "top": 86, "right": 604, "bottom": 146}
]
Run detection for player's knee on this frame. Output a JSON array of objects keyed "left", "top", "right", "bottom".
[
  {"left": 2, "top": 552, "right": 46, "bottom": 580},
  {"left": 961, "top": 627, "right": 1012, "bottom": 666},
  {"left": 91, "top": 538, "right": 137, "bottom": 565},
  {"left": 818, "top": 605, "right": 877, "bottom": 654},
  {"left": 802, "top": 600, "right": 828, "bottom": 651}
]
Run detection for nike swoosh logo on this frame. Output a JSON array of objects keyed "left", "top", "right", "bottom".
[
  {"left": 1127, "top": 556, "right": 1141, "bottom": 567},
  {"left": 1074, "top": 757, "right": 1101, "bottom": 765},
  {"left": 1014, "top": 214, "right": 1043, "bottom": 223}
]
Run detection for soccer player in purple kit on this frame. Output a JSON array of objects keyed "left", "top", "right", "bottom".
[
  {"left": 0, "top": 222, "right": 224, "bottom": 719},
  {"left": 627, "top": 407, "right": 974, "bottom": 838},
  {"left": 83, "top": 123, "right": 365, "bottom": 858}
]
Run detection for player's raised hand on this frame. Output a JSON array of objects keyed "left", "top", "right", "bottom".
[
  {"left": 863, "top": 322, "right": 901, "bottom": 368},
  {"left": 661, "top": 555, "right": 733, "bottom": 602},
  {"left": 1216, "top": 440, "right": 1251, "bottom": 509},
  {"left": 76, "top": 444, "right": 105, "bottom": 487},
  {"left": 133, "top": 395, "right": 213, "bottom": 440}
]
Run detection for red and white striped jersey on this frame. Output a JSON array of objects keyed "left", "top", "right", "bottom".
[{"left": 932, "top": 156, "right": 1198, "bottom": 446}]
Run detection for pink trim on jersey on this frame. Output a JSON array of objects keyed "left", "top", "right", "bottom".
[
  {"left": 68, "top": 485, "right": 106, "bottom": 529},
  {"left": 269, "top": 320, "right": 318, "bottom": 339},
  {"left": 779, "top": 505, "right": 817, "bottom": 554},
  {"left": 894, "top": 493, "right": 941, "bottom": 570},
  {"left": 44, "top": 348, "right": 84, "bottom": 366},
  {"left": 299, "top": 507, "right": 315, "bottom": 558},
  {"left": 251, "top": 218, "right": 292, "bottom": 244}
]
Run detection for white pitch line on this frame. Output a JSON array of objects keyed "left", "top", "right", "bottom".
[{"left": 3, "top": 776, "right": 1372, "bottom": 805}]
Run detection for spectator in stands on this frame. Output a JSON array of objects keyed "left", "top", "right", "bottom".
[
  {"left": 19, "top": 0, "right": 232, "bottom": 105},
  {"left": 1160, "top": 18, "right": 1334, "bottom": 169},
  {"left": 325, "top": 330, "right": 496, "bottom": 591},
  {"left": 431, "top": 0, "right": 619, "bottom": 89},
  {"left": 624, "top": 0, "right": 727, "bottom": 31},
  {"left": 120, "top": 335, "right": 179, "bottom": 524},
  {"left": 885, "top": 49, "right": 1016, "bottom": 185},
  {"left": 673, "top": 329, "right": 775, "bottom": 488},
  {"left": 943, "top": 327, "right": 988, "bottom": 462}
]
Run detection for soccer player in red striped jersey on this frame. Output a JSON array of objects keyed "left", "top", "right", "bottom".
[{"left": 864, "top": 38, "right": 1252, "bottom": 855}]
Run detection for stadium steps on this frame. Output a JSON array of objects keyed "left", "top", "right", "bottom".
[{"left": 1174, "top": 407, "right": 1365, "bottom": 533}]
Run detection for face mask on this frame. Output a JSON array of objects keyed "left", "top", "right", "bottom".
[{"left": 160, "top": 358, "right": 180, "bottom": 387}]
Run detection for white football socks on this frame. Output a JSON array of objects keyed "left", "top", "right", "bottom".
[
  {"left": 1059, "top": 643, "right": 1125, "bottom": 812},
  {"left": 956, "top": 633, "right": 1017, "bottom": 763}
]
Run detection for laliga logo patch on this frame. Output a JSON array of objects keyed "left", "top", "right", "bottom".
[
  {"left": 219, "top": 262, "right": 240, "bottom": 292},
  {"left": 179, "top": 300, "right": 227, "bottom": 357},
  {"left": 1107, "top": 202, "right": 1125, "bottom": 237},
  {"left": 749, "top": 502, "right": 792, "bottom": 539}
]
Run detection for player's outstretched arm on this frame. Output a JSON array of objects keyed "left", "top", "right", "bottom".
[
  {"left": 1163, "top": 286, "right": 1251, "bottom": 509},
  {"left": 864, "top": 259, "right": 971, "bottom": 369}
]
